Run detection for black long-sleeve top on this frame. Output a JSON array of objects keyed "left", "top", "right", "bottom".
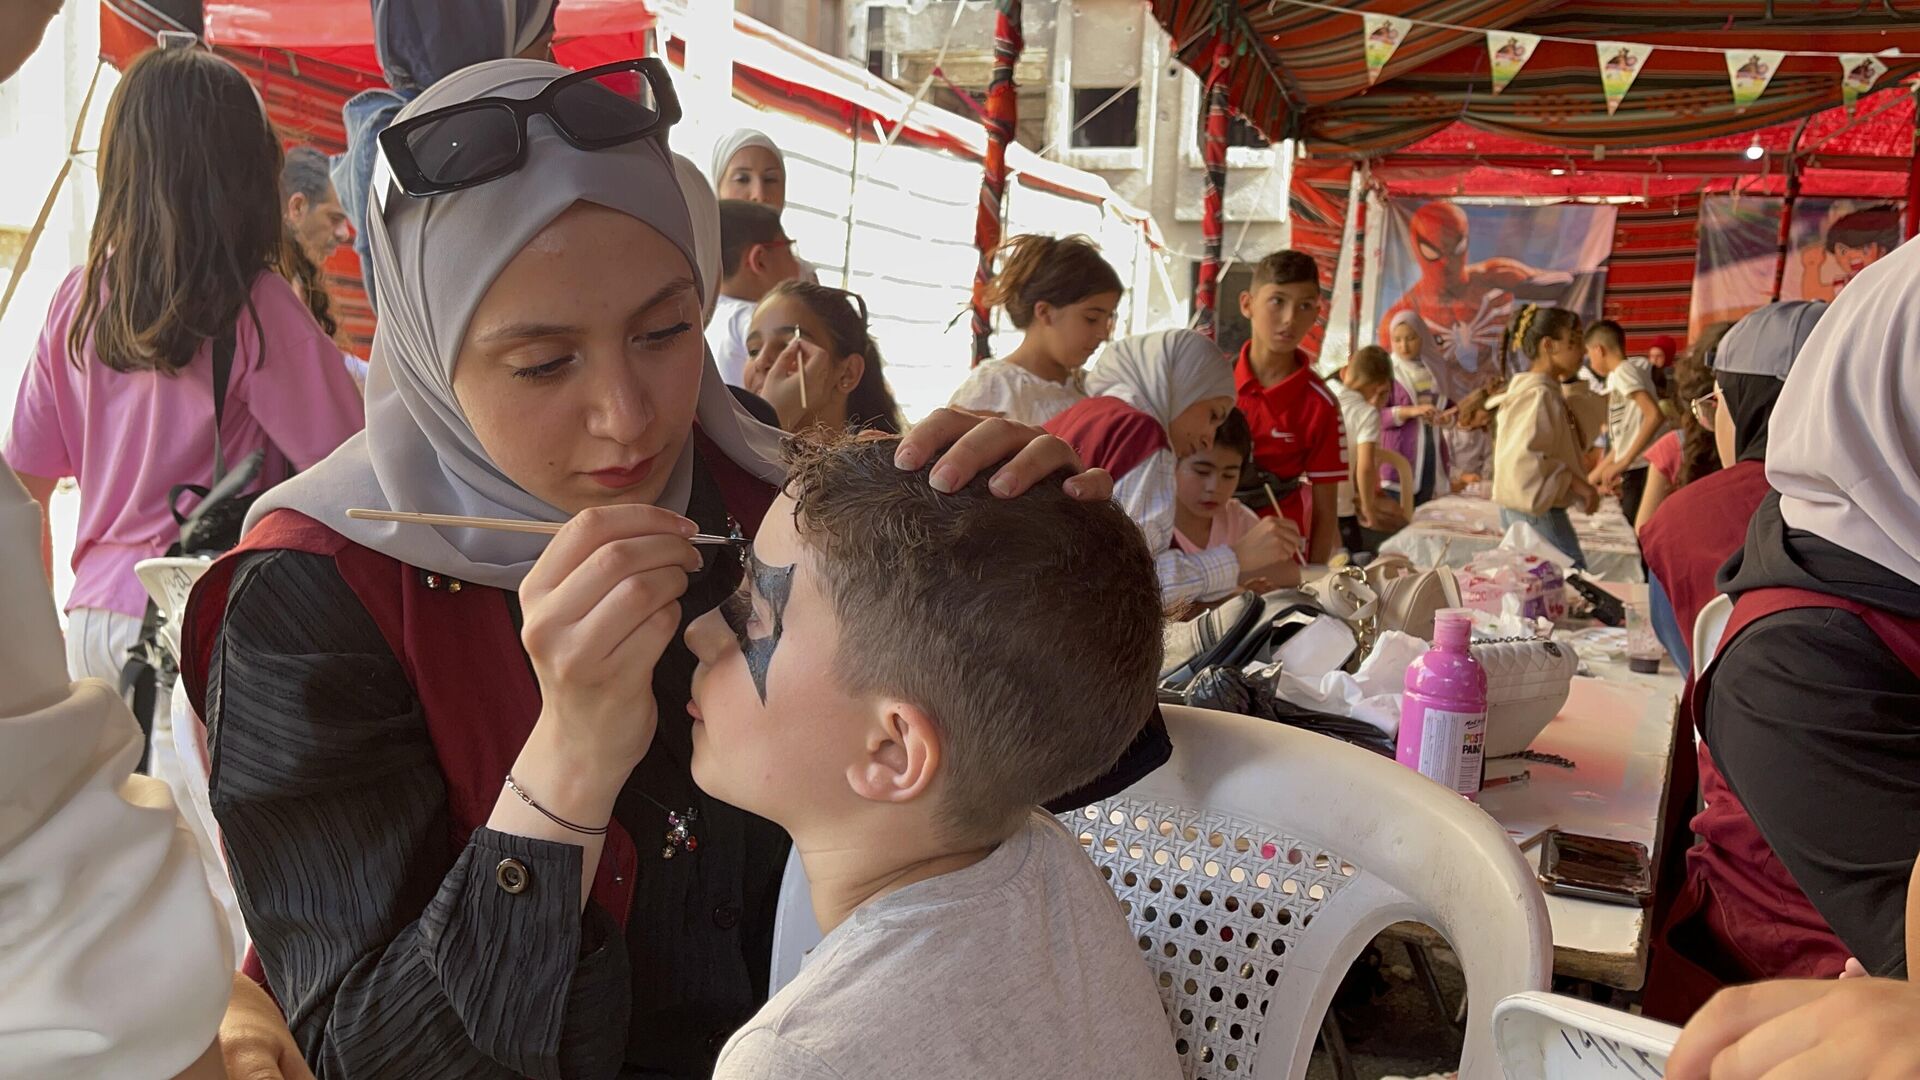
[{"left": 205, "top": 465, "right": 790, "bottom": 1080}]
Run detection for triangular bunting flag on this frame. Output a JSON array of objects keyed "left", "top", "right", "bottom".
[
  {"left": 1487, "top": 32, "right": 1541, "bottom": 95},
  {"left": 1840, "top": 53, "right": 1888, "bottom": 115},
  {"left": 1726, "top": 49, "right": 1785, "bottom": 112},
  {"left": 1596, "top": 41, "right": 1652, "bottom": 116},
  {"left": 1362, "top": 14, "right": 1411, "bottom": 85}
]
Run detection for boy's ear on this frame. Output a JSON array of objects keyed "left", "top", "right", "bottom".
[
  {"left": 846, "top": 699, "right": 941, "bottom": 806},
  {"left": 1238, "top": 290, "right": 1253, "bottom": 318}
]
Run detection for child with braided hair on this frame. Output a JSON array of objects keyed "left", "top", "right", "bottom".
[{"left": 1489, "top": 304, "right": 1601, "bottom": 567}]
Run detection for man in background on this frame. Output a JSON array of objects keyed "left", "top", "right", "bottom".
[{"left": 281, "top": 146, "right": 352, "bottom": 270}]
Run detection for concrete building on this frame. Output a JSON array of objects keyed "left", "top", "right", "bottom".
[{"left": 854, "top": 0, "right": 1292, "bottom": 355}]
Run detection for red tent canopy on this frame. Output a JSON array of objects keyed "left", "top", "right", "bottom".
[{"left": 100, "top": 1, "right": 661, "bottom": 351}]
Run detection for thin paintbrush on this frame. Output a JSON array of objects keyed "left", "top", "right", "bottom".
[{"left": 346, "top": 508, "right": 744, "bottom": 545}]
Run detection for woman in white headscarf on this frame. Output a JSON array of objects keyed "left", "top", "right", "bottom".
[
  {"left": 1698, "top": 234, "right": 1920, "bottom": 985},
  {"left": 181, "top": 59, "right": 1119, "bottom": 1079},
  {"left": 1381, "top": 311, "right": 1452, "bottom": 502},
  {"left": 709, "top": 127, "right": 818, "bottom": 287},
  {"left": 1046, "top": 329, "right": 1302, "bottom": 609}
]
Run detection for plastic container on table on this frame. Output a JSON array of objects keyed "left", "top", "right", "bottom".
[{"left": 1396, "top": 608, "right": 1490, "bottom": 800}]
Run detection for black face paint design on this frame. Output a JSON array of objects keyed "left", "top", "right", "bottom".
[{"left": 718, "top": 551, "right": 793, "bottom": 702}]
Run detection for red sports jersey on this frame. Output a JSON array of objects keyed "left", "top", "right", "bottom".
[{"left": 1235, "top": 344, "right": 1348, "bottom": 538}]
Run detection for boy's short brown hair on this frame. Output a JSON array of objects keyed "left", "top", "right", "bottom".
[
  {"left": 1346, "top": 345, "right": 1393, "bottom": 392},
  {"left": 1251, "top": 249, "right": 1321, "bottom": 290},
  {"left": 783, "top": 432, "right": 1164, "bottom": 843}
]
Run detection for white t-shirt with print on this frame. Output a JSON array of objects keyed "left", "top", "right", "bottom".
[{"left": 707, "top": 294, "right": 757, "bottom": 388}]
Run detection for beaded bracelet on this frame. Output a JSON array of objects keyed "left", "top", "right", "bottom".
[{"left": 504, "top": 774, "right": 610, "bottom": 836}]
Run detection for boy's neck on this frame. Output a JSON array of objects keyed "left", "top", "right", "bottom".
[
  {"left": 1249, "top": 340, "right": 1303, "bottom": 386},
  {"left": 793, "top": 823, "right": 1000, "bottom": 934},
  {"left": 720, "top": 276, "right": 764, "bottom": 303},
  {"left": 1004, "top": 338, "right": 1073, "bottom": 384}
]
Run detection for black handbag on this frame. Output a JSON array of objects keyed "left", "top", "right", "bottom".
[{"left": 118, "top": 326, "right": 265, "bottom": 769}]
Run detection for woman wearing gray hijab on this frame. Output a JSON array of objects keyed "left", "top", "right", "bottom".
[{"left": 185, "top": 59, "right": 1117, "bottom": 1079}]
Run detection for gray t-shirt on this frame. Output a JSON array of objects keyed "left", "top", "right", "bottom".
[
  {"left": 713, "top": 812, "right": 1183, "bottom": 1080},
  {"left": 1605, "top": 356, "right": 1667, "bottom": 469}
]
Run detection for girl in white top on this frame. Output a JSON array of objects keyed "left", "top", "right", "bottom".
[{"left": 948, "top": 233, "right": 1124, "bottom": 425}]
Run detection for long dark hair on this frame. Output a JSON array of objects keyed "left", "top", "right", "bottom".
[
  {"left": 763, "top": 281, "right": 902, "bottom": 435},
  {"left": 982, "top": 234, "right": 1124, "bottom": 329},
  {"left": 278, "top": 226, "right": 339, "bottom": 339},
  {"left": 1675, "top": 322, "right": 1733, "bottom": 486},
  {"left": 70, "top": 47, "right": 284, "bottom": 374}
]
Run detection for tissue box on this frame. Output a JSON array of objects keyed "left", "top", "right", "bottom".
[{"left": 1458, "top": 551, "right": 1567, "bottom": 622}]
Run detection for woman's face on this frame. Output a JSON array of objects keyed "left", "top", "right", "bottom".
[
  {"left": 1035, "top": 291, "right": 1121, "bottom": 370},
  {"left": 1390, "top": 320, "right": 1421, "bottom": 360},
  {"left": 1168, "top": 396, "right": 1233, "bottom": 459},
  {"left": 719, "top": 146, "right": 787, "bottom": 212},
  {"left": 1646, "top": 344, "right": 1670, "bottom": 368},
  {"left": 452, "top": 203, "right": 706, "bottom": 515}
]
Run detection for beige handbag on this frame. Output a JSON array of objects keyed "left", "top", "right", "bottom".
[{"left": 1306, "top": 557, "right": 1462, "bottom": 661}]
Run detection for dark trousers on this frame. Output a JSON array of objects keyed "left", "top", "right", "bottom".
[{"left": 1618, "top": 465, "right": 1650, "bottom": 524}]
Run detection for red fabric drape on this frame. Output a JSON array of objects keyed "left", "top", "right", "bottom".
[
  {"left": 1196, "top": 45, "right": 1229, "bottom": 339},
  {"left": 970, "top": 0, "right": 1023, "bottom": 365}
]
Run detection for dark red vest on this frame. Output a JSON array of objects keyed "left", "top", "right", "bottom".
[
  {"left": 1646, "top": 585, "right": 1920, "bottom": 1020},
  {"left": 1044, "top": 396, "right": 1171, "bottom": 483},
  {"left": 1639, "top": 460, "right": 1771, "bottom": 657},
  {"left": 182, "top": 434, "right": 776, "bottom": 982}
]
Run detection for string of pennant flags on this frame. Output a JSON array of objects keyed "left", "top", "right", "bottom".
[{"left": 1316, "top": 1, "right": 1899, "bottom": 117}]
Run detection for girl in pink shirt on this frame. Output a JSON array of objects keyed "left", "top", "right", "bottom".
[
  {"left": 1171, "top": 408, "right": 1264, "bottom": 557},
  {"left": 4, "top": 48, "right": 364, "bottom": 684}
]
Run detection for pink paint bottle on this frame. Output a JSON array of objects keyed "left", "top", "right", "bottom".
[{"left": 1396, "top": 608, "right": 1489, "bottom": 800}]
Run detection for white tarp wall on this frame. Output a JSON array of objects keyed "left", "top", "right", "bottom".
[{"left": 673, "top": 13, "right": 1161, "bottom": 422}]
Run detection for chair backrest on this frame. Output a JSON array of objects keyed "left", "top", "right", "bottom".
[
  {"left": 1070, "top": 705, "right": 1551, "bottom": 1080},
  {"left": 1691, "top": 593, "right": 1734, "bottom": 678},
  {"left": 1492, "top": 991, "right": 1678, "bottom": 1079},
  {"left": 765, "top": 706, "right": 1553, "bottom": 1079},
  {"left": 133, "top": 557, "right": 215, "bottom": 662},
  {"left": 1375, "top": 448, "right": 1419, "bottom": 514}
]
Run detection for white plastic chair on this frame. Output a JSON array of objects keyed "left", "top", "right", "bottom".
[
  {"left": 770, "top": 705, "right": 1553, "bottom": 1079},
  {"left": 1493, "top": 991, "right": 1679, "bottom": 1079},
  {"left": 1692, "top": 593, "right": 1734, "bottom": 677},
  {"left": 1067, "top": 705, "right": 1551, "bottom": 1080},
  {"left": 133, "top": 556, "right": 214, "bottom": 663}
]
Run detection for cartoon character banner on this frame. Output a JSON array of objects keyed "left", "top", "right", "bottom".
[
  {"left": 1375, "top": 200, "right": 1616, "bottom": 404},
  {"left": 1688, "top": 196, "right": 1903, "bottom": 338}
]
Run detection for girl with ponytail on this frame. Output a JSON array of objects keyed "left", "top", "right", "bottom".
[
  {"left": 948, "top": 233, "right": 1124, "bottom": 425},
  {"left": 1489, "top": 304, "right": 1601, "bottom": 566}
]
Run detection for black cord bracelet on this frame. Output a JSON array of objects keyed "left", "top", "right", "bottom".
[{"left": 504, "top": 774, "right": 611, "bottom": 836}]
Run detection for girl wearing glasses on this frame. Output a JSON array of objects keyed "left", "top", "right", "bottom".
[
  {"left": 740, "top": 282, "right": 902, "bottom": 435},
  {"left": 185, "top": 59, "right": 1134, "bottom": 1080}
]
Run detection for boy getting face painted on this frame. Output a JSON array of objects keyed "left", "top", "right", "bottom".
[{"left": 682, "top": 433, "right": 1179, "bottom": 1080}]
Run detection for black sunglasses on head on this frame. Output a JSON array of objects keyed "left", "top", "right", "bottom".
[{"left": 379, "top": 58, "right": 681, "bottom": 197}]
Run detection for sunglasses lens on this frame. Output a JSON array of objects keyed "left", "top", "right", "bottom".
[
  {"left": 403, "top": 105, "right": 520, "bottom": 189},
  {"left": 552, "top": 67, "right": 662, "bottom": 144}
]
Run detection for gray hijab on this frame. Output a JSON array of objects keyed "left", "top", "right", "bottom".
[{"left": 247, "top": 59, "right": 786, "bottom": 589}]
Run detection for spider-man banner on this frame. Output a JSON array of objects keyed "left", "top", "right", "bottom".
[{"left": 1375, "top": 200, "right": 1615, "bottom": 404}]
